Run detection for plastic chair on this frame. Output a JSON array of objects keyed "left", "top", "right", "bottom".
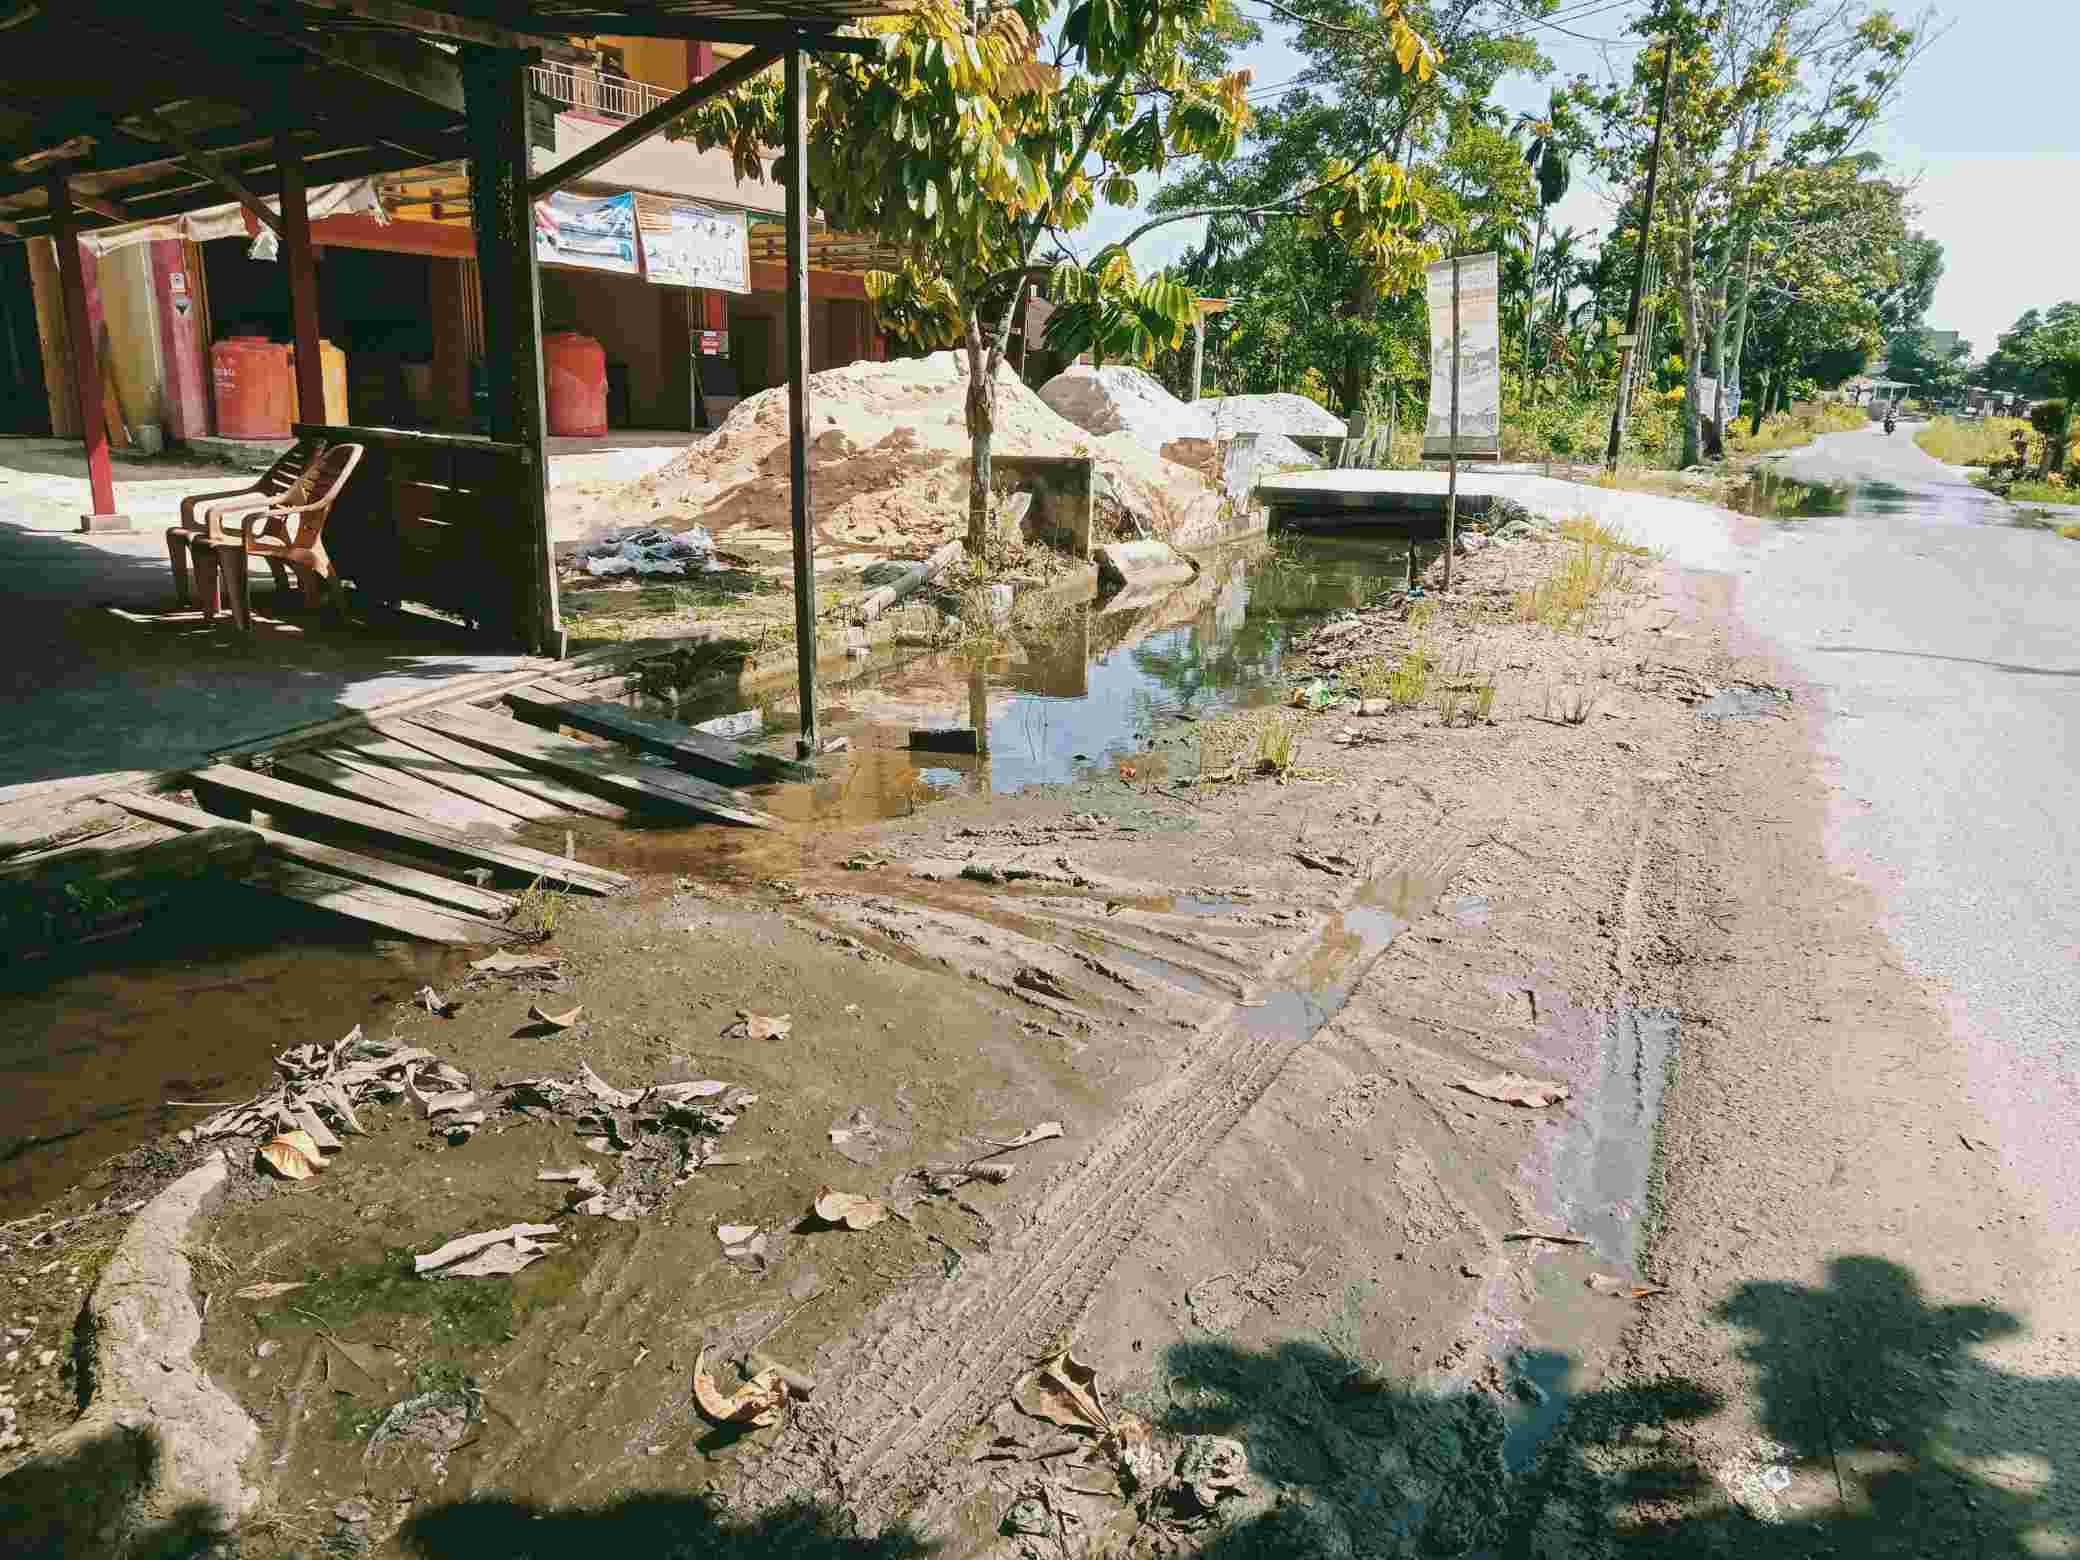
[
  {"left": 165, "top": 437, "right": 329, "bottom": 611},
  {"left": 197, "top": 443, "right": 365, "bottom": 631}
]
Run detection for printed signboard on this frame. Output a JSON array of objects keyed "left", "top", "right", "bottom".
[
  {"left": 638, "top": 197, "right": 751, "bottom": 294},
  {"left": 534, "top": 190, "right": 639, "bottom": 274},
  {"left": 1423, "top": 252, "right": 1502, "bottom": 459}
]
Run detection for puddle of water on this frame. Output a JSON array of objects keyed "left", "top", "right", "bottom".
[
  {"left": 0, "top": 883, "right": 462, "bottom": 1217},
  {"left": 1731, "top": 471, "right": 1848, "bottom": 521},
  {"left": 1696, "top": 685, "right": 1790, "bottom": 721},
  {"left": 1557, "top": 1006, "right": 1678, "bottom": 1267},
  {"left": 1502, "top": 1348, "right": 1576, "bottom": 1472},
  {"left": 584, "top": 535, "right": 1440, "bottom": 874}
]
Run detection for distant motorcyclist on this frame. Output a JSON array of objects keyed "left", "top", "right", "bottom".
[{"left": 1884, "top": 407, "right": 1897, "bottom": 435}]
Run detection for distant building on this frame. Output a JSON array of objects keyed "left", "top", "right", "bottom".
[{"left": 1919, "top": 329, "right": 1965, "bottom": 358}]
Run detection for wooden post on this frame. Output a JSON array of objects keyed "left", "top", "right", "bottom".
[
  {"left": 463, "top": 46, "right": 562, "bottom": 657},
  {"left": 1444, "top": 255, "right": 1459, "bottom": 592},
  {"left": 45, "top": 172, "right": 124, "bottom": 531},
  {"left": 276, "top": 133, "right": 326, "bottom": 426},
  {"left": 784, "top": 45, "right": 819, "bottom": 757}
]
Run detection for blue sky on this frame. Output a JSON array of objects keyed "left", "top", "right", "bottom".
[{"left": 1085, "top": 0, "right": 2080, "bottom": 361}]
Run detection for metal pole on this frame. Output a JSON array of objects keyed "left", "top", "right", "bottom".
[
  {"left": 1605, "top": 36, "right": 1677, "bottom": 469},
  {"left": 784, "top": 45, "right": 820, "bottom": 758},
  {"left": 1443, "top": 255, "right": 1459, "bottom": 592},
  {"left": 46, "top": 172, "right": 123, "bottom": 531},
  {"left": 276, "top": 134, "right": 326, "bottom": 426},
  {"left": 1189, "top": 311, "right": 1205, "bottom": 402}
]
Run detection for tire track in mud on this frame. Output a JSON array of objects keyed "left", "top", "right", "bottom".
[{"left": 738, "top": 816, "right": 1477, "bottom": 1529}]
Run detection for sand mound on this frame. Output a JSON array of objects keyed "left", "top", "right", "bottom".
[
  {"left": 1040, "top": 366, "right": 1321, "bottom": 470},
  {"left": 1199, "top": 392, "right": 1346, "bottom": 438},
  {"left": 588, "top": 352, "right": 1220, "bottom": 559}
]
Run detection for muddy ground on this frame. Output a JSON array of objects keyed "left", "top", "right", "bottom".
[{"left": 1, "top": 510, "right": 1837, "bottom": 1556}]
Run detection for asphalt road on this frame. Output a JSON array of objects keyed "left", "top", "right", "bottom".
[{"left": 1747, "top": 423, "right": 2080, "bottom": 1378}]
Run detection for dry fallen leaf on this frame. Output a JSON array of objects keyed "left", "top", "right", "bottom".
[
  {"left": 234, "top": 1280, "right": 309, "bottom": 1300},
  {"left": 1454, "top": 1073, "right": 1571, "bottom": 1109},
  {"left": 693, "top": 1346, "right": 787, "bottom": 1427},
  {"left": 1014, "top": 1349, "right": 1113, "bottom": 1435},
  {"left": 528, "top": 1003, "right": 583, "bottom": 1030},
  {"left": 257, "top": 1128, "right": 324, "bottom": 1181},
  {"left": 1504, "top": 1229, "right": 1593, "bottom": 1245},
  {"left": 471, "top": 950, "right": 564, "bottom": 976},
  {"left": 727, "top": 1010, "right": 792, "bottom": 1042},
  {"left": 813, "top": 1186, "right": 887, "bottom": 1230},
  {"left": 984, "top": 1122, "right": 1065, "bottom": 1152},
  {"left": 414, "top": 1221, "right": 560, "bottom": 1277},
  {"left": 1587, "top": 1274, "right": 1670, "bottom": 1300}
]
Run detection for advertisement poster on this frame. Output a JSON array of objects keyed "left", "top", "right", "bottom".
[
  {"left": 1423, "top": 252, "right": 1502, "bottom": 459},
  {"left": 638, "top": 197, "right": 751, "bottom": 294},
  {"left": 534, "top": 191, "right": 639, "bottom": 274}
]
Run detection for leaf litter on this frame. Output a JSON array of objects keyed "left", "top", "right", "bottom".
[
  {"left": 414, "top": 1222, "right": 562, "bottom": 1279},
  {"left": 812, "top": 1187, "right": 887, "bottom": 1230},
  {"left": 1454, "top": 1072, "right": 1571, "bottom": 1108}
]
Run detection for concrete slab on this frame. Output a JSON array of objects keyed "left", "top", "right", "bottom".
[{"left": 1260, "top": 467, "right": 1742, "bottom": 572}]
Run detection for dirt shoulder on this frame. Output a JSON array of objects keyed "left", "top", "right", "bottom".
[
  {"left": 5, "top": 506, "right": 1773, "bottom": 1557},
  {"left": 1508, "top": 564, "right": 2077, "bottom": 1557}
]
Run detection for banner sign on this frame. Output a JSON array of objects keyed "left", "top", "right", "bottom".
[
  {"left": 1695, "top": 374, "right": 1741, "bottom": 420},
  {"left": 1423, "top": 252, "right": 1502, "bottom": 459},
  {"left": 534, "top": 190, "right": 639, "bottom": 274},
  {"left": 638, "top": 196, "right": 751, "bottom": 294}
]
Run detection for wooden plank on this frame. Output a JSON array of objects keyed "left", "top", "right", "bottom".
[
  {"left": 108, "top": 792, "right": 515, "bottom": 919},
  {"left": 409, "top": 707, "right": 779, "bottom": 829},
  {"left": 273, "top": 751, "right": 519, "bottom": 836},
  {"left": 367, "top": 719, "right": 631, "bottom": 822},
  {"left": 332, "top": 732, "right": 566, "bottom": 822},
  {"left": 504, "top": 678, "right": 814, "bottom": 785},
  {"left": 185, "top": 765, "right": 627, "bottom": 894},
  {"left": 0, "top": 823, "right": 260, "bottom": 889},
  {"left": 313, "top": 746, "right": 538, "bottom": 831},
  {"left": 243, "top": 859, "right": 510, "bottom": 945}
]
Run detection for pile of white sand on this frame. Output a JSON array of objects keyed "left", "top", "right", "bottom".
[
  {"left": 1039, "top": 366, "right": 1322, "bottom": 469},
  {"left": 590, "top": 352, "right": 1220, "bottom": 557}
]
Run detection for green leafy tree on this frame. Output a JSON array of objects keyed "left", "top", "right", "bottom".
[
  {"left": 1152, "top": 0, "right": 1541, "bottom": 416},
  {"left": 674, "top": 0, "right": 1435, "bottom": 552},
  {"left": 2018, "top": 305, "right": 2080, "bottom": 472},
  {"left": 1583, "top": 1, "right": 1929, "bottom": 462}
]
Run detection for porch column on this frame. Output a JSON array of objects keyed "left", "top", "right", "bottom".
[
  {"left": 784, "top": 45, "right": 819, "bottom": 756},
  {"left": 276, "top": 133, "right": 326, "bottom": 425},
  {"left": 45, "top": 172, "right": 124, "bottom": 531},
  {"left": 464, "top": 46, "right": 561, "bottom": 657}
]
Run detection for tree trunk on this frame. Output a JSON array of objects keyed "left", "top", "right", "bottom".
[
  {"left": 1524, "top": 206, "right": 1547, "bottom": 403},
  {"left": 1725, "top": 236, "right": 1758, "bottom": 427},
  {"left": 1749, "top": 360, "right": 1769, "bottom": 435},
  {"left": 1676, "top": 207, "right": 1704, "bottom": 469},
  {"left": 963, "top": 317, "right": 994, "bottom": 555}
]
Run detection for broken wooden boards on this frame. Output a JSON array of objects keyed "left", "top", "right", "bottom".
[
  {"left": 182, "top": 765, "right": 628, "bottom": 895},
  {"left": 502, "top": 678, "right": 813, "bottom": 786},
  {"left": 109, "top": 793, "right": 516, "bottom": 920},
  {"left": 407, "top": 706, "right": 779, "bottom": 829}
]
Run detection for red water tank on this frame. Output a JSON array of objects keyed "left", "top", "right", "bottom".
[
  {"left": 544, "top": 331, "right": 608, "bottom": 437},
  {"left": 211, "top": 336, "right": 293, "bottom": 440}
]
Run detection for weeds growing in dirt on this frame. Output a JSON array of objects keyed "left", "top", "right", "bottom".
[
  {"left": 1516, "top": 516, "right": 1652, "bottom": 634},
  {"left": 1545, "top": 679, "right": 1602, "bottom": 725},
  {"left": 1434, "top": 649, "right": 1498, "bottom": 727},
  {"left": 1255, "top": 712, "right": 1299, "bottom": 776},
  {"left": 511, "top": 875, "right": 569, "bottom": 940},
  {"left": 1915, "top": 414, "right": 2031, "bottom": 466}
]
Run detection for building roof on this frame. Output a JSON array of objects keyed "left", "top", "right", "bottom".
[{"left": 0, "top": 1, "right": 911, "bottom": 243}]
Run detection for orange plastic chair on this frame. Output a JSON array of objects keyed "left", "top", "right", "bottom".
[
  {"left": 165, "top": 437, "right": 329, "bottom": 612},
  {"left": 197, "top": 443, "right": 365, "bottom": 631}
]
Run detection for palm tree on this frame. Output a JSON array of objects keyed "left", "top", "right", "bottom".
[
  {"left": 1514, "top": 94, "right": 1574, "bottom": 397},
  {"left": 1542, "top": 225, "right": 1586, "bottom": 324}
]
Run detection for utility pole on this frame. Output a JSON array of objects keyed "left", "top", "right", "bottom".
[{"left": 1605, "top": 36, "right": 1677, "bottom": 469}]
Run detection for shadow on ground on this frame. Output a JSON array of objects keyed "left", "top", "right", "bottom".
[
  {"left": 399, "top": 1495, "right": 930, "bottom": 1559},
  {"left": 1137, "top": 1254, "right": 2073, "bottom": 1558},
  {"left": 0, "top": 1424, "right": 229, "bottom": 1560}
]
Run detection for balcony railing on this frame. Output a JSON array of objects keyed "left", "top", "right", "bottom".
[{"left": 529, "top": 63, "right": 676, "bottom": 122}]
